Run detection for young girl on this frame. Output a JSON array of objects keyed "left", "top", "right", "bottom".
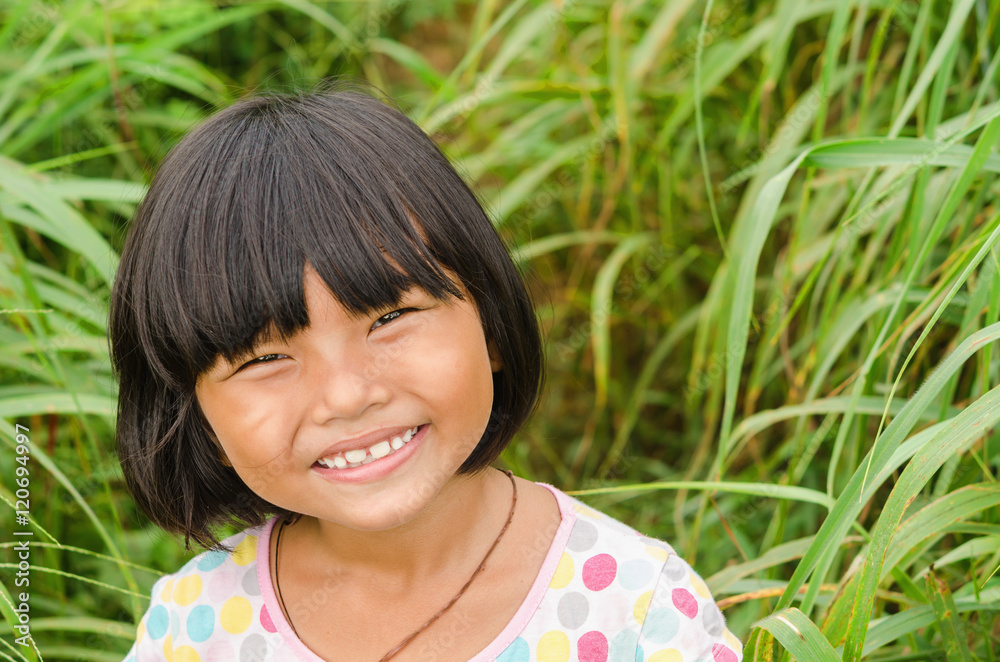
[{"left": 111, "top": 85, "right": 742, "bottom": 662}]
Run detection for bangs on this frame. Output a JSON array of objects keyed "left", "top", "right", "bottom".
[{"left": 124, "top": 94, "right": 463, "bottom": 387}]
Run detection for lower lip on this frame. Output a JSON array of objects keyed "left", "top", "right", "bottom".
[{"left": 310, "top": 425, "right": 427, "bottom": 484}]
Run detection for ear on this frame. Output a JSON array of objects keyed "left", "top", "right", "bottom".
[{"left": 488, "top": 338, "right": 503, "bottom": 373}]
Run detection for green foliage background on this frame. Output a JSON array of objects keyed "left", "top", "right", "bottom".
[{"left": 1, "top": 0, "right": 999, "bottom": 658}]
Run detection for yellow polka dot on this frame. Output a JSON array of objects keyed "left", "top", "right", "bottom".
[
  {"left": 725, "top": 629, "right": 741, "bottom": 649},
  {"left": 173, "top": 646, "right": 201, "bottom": 662},
  {"left": 649, "top": 650, "right": 683, "bottom": 662},
  {"left": 172, "top": 575, "right": 202, "bottom": 606},
  {"left": 162, "top": 635, "right": 173, "bottom": 662},
  {"left": 689, "top": 571, "right": 711, "bottom": 598},
  {"left": 573, "top": 502, "right": 601, "bottom": 519},
  {"left": 549, "top": 553, "right": 574, "bottom": 589},
  {"left": 232, "top": 535, "right": 258, "bottom": 566},
  {"left": 536, "top": 630, "right": 570, "bottom": 662},
  {"left": 160, "top": 578, "right": 174, "bottom": 602},
  {"left": 220, "top": 596, "right": 253, "bottom": 634},
  {"left": 136, "top": 620, "right": 145, "bottom": 643},
  {"left": 634, "top": 590, "right": 653, "bottom": 624},
  {"left": 645, "top": 544, "right": 669, "bottom": 561}
]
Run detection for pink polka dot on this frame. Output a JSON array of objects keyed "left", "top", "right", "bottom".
[
  {"left": 713, "top": 644, "right": 739, "bottom": 662},
  {"left": 206, "top": 568, "right": 236, "bottom": 601},
  {"left": 582, "top": 554, "right": 617, "bottom": 591},
  {"left": 577, "top": 631, "right": 608, "bottom": 662},
  {"left": 672, "top": 588, "right": 698, "bottom": 619},
  {"left": 260, "top": 604, "right": 276, "bottom": 633},
  {"left": 205, "top": 640, "right": 235, "bottom": 662}
]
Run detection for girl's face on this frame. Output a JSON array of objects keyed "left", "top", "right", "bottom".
[{"left": 195, "top": 265, "right": 501, "bottom": 532}]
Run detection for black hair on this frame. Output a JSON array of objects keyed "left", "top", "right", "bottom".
[{"left": 109, "top": 82, "right": 543, "bottom": 550}]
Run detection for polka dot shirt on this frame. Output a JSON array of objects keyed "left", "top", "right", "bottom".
[{"left": 123, "top": 484, "right": 743, "bottom": 661}]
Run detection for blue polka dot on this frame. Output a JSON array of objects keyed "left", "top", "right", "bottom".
[
  {"left": 146, "top": 605, "right": 168, "bottom": 639},
  {"left": 197, "top": 550, "right": 228, "bottom": 571},
  {"left": 186, "top": 604, "right": 215, "bottom": 643},
  {"left": 610, "top": 630, "right": 639, "bottom": 660},
  {"left": 496, "top": 637, "right": 530, "bottom": 662},
  {"left": 618, "top": 558, "right": 654, "bottom": 590},
  {"left": 642, "top": 607, "right": 680, "bottom": 643}
]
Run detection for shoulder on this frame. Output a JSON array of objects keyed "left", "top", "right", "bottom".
[
  {"left": 123, "top": 522, "right": 288, "bottom": 660},
  {"left": 158, "top": 524, "right": 265, "bottom": 590},
  {"left": 553, "top": 486, "right": 682, "bottom": 563},
  {"left": 636, "top": 546, "right": 743, "bottom": 661},
  {"left": 522, "top": 486, "right": 742, "bottom": 661}
]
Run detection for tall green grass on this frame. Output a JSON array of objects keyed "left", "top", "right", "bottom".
[{"left": 1, "top": 0, "right": 998, "bottom": 658}]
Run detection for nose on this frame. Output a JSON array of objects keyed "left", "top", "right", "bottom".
[{"left": 308, "top": 347, "right": 392, "bottom": 425}]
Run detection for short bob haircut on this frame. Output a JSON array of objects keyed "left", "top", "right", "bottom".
[{"left": 109, "top": 82, "right": 543, "bottom": 550}]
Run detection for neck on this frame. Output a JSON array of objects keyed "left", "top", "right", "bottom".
[{"left": 292, "top": 468, "right": 511, "bottom": 585}]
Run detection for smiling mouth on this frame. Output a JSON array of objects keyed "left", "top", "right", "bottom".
[{"left": 313, "top": 425, "right": 423, "bottom": 469}]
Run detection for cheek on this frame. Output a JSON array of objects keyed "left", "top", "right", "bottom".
[
  {"left": 230, "top": 450, "right": 296, "bottom": 499},
  {"left": 407, "top": 319, "right": 494, "bottom": 386},
  {"left": 403, "top": 326, "right": 495, "bottom": 440},
  {"left": 197, "top": 385, "right": 295, "bottom": 469}
]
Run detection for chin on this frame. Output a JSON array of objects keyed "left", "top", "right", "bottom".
[{"left": 322, "top": 489, "right": 443, "bottom": 531}]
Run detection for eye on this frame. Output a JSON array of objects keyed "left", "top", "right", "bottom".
[
  {"left": 370, "top": 308, "right": 417, "bottom": 331},
  {"left": 239, "top": 353, "right": 287, "bottom": 371}
]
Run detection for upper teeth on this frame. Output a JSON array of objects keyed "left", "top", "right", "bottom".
[{"left": 316, "top": 427, "right": 419, "bottom": 469}]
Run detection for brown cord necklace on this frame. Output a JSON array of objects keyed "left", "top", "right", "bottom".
[{"left": 272, "top": 469, "right": 518, "bottom": 662}]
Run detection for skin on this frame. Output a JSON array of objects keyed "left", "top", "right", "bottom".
[{"left": 196, "top": 264, "right": 561, "bottom": 660}]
